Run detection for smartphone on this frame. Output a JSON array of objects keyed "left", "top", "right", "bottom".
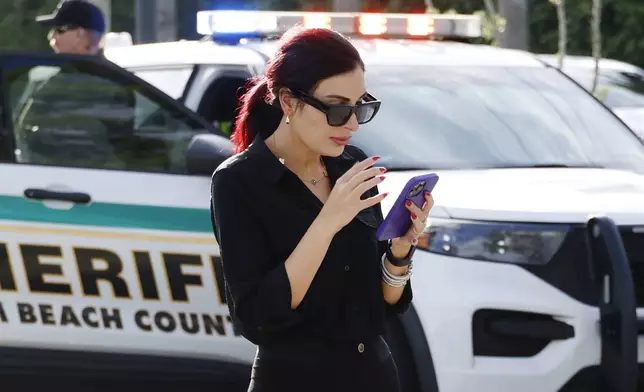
[{"left": 376, "top": 173, "right": 439, "bottom": 241}]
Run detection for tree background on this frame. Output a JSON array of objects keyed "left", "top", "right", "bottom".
[{"left": 1, "top": 0, "right": 642, "bottom": 69}]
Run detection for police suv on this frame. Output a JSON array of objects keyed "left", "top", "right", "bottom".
[{"left": 2, "top": 10, "right": 644, "bottom": 392}]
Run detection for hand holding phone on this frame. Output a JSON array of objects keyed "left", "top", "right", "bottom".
[
  {"left": 376, "top": 173, "right": 439, "bottom": 241},
  {"left": 318, "top": 156, "right": 389, "bottom": 234}
]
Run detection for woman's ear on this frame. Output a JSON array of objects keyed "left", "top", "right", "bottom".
[{"left": 278, "top": 88, "right": 297, "bottom": 117}]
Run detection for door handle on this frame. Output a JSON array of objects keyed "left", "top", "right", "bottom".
[{"left": 24, "top": 188, "right": 92, "bottom": 204}]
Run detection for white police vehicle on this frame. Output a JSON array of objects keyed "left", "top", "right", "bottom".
[
  {"left": 2, "top": 10, "right": 644, "bottom": 392},
  {"left": 537, "top": 54, "right": 644, "bottom": 139}
]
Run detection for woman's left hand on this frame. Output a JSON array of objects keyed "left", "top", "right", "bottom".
[{"left": 390, "top": 191, "right": 434, "bottom": 258}]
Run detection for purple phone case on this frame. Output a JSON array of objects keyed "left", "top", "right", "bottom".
[{"left": 376, "top": 173, "right": 439, "bottom": 241}]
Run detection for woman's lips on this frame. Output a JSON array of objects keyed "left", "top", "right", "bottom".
[{"left": 330, "top": 137, "right": 351, "bottom": 146}]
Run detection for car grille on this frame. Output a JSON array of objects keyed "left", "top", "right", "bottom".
[
  {"left": 620, "top": 227, "right": 644, "bottom": 307},
  {"left": 521, "top": 225, "right": 644, "bottom": 308}
]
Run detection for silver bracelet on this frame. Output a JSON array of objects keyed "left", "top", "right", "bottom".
[{"left": 381, "top": 253, "right": 412, "bottom": 287}]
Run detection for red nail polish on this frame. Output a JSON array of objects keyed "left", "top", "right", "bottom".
[
  {"left": 372, "top": 156, "right": 381, "bottom": 161},
  {"left": 382, "top": 192, "right": 389, "bottom": 198},
  {"left": 380, "top": 167, "right": 387, "bottom": 173},
  {"left": 379, "top": 176, "right": 386, "bottom": 181},
  {"left": 406, "top": 200, "right": 412, "bottom": 207},
  {"left": 411, "top": 213, "right": 417, "bottom": 219}
]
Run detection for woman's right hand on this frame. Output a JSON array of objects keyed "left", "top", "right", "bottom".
[{"left": 318, "top": 156, "right": 388, "bottom": 233}]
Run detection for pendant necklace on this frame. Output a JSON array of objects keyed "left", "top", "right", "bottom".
[
  {"left": 279, "top": 157, "right": 328, "bottom": 186},
  {"left": 310, "top": 158, "right": 328, "bottom": 186}
]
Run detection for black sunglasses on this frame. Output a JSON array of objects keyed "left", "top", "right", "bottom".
[
  {"left": 290, "top": 89, "right": 381, "bottom": 127},
  {"left": 48, "top": 25, "right": 79, "bottom": 38}
]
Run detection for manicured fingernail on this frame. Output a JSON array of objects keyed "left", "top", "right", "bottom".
[
  {"left": 380, "top": 167, "right": 387, "bottom": 173},
  {"left": 372, "top": 156, "right": 381, "bottom": 161},
  {"left": 425, "top": 191, "right": 430, "bottom": 196},
  {"left": 412, "top": 238, "right": 418, "bottom": 245},
  {"left": 382, "top": 192, "right": 389, "bottom": 198},
  {"left": 379, "top": 176, "right": 386, "bottom": 181},
  {"left": 411, "top": 213, "right": 417, "bottom": 219},
  {"left": 406, "top": 200, "right": 412, "bottom": 207}
]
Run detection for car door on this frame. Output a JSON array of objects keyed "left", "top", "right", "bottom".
[{"left": 0, "top": 53, "right": 255, "bottom": 374}]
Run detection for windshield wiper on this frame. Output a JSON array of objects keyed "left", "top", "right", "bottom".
[
  {"left": 381, "top": 163, "right": 605, "bottom": 171},
  {"left": 479, "top": 163, "right": 605, "bottom": 169},
  {"left": 384, "top": 167, "right": 433, "bottom": 172}
]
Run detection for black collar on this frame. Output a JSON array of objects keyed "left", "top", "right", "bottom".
[
  {"left": 246, "top": 135, "right": 287, "bottom": 183},
  {"left": 247, "top": 134, "right": 357, "bottom": 184}
]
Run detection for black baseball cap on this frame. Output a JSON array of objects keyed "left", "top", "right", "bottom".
[{"left": 36, "top": 0, "right": 106, "bottom": 34}]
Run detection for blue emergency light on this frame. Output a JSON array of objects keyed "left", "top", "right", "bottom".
[{"left": 196, "top": 10, "right": 482, "bottom": 40}]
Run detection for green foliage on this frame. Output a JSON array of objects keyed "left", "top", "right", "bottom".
[
  {"left": 110, "top": 1, "right": 134, "bottom": 35},
  {"left": 259, "top": 0, "right": 303, "bottom": 11},
  {"left": 474, "top": 9, "right": 504, "bottom": 46},
  {"left": 529, "top": 0, "right": 644, "bottom": 68},
  {"left": 0, "top": 0, "right": 59, "bottom": 52}
]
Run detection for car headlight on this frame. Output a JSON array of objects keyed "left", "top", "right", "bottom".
[{"left": 418, "top": 218, "right": 571, "bottom": 265}]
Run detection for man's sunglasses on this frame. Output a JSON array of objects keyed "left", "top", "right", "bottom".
[
  {"left": 290, "top": 89, "right": 381, "bottom": 127},
  {"left": 48, "top": 25, "right": 79, "bottom": 39}
]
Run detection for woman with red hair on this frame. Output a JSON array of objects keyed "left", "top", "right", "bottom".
[{"left": 210, "top": 25, "right": 433, "bottom": 391}]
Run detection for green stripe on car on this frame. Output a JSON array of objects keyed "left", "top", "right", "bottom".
[{"left": 0, "top": 195, "right": 212, "bottom": 233}]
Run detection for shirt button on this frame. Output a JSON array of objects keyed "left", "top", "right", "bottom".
[
  {"left": 357, "top": 343, "right": 365, "bottom": 353},
  {"left": 344, "top": 265, "right": 350, "bottom": 272}
]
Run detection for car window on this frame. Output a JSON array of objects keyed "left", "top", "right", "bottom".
[
  {"left": 196, "top": 74, "right": 251, "bottom": 137},
  {"left": 5, "top": 59, "right": 211, "bottom": 174},
  {"left": 562, "top": 68, "right": 644, "bottom": 109},
  {"left": 131, "top": 66, "right": 194, "bottom": 99},
  {"left": 353, "top": 66, "right": 644, "bottom": 174}
]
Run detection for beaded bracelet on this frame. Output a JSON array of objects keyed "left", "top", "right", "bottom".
[{"left": 381, "top": 253, "right": 413, "bottom": 287}]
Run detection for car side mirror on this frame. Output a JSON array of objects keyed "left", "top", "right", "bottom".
[{"left": 186, "top": 134, "right": 234, "bottom": 176}]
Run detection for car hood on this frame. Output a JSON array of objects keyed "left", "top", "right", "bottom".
[{"left": 379, "top": 168, "right": 644, "bottom": 225}]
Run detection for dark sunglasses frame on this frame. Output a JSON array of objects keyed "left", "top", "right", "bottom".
[
  {"left": 48, "top": 25, "right": 80, "bottom": 39},
  {"left": 290, "top": 89, "right": 381, "bottom": 127}
]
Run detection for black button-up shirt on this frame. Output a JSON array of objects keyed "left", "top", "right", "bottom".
[{"left": 210, "top": 136, "right": 413, "bottom": 346}]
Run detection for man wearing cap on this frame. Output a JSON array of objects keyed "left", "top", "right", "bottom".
[
  {"left": 36, "top": 0, "right": 107, "bottom": 55},
  {"left": 12, "top": 0, "right": 139, "bottom": 167}
]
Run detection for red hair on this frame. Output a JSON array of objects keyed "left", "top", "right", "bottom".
[{"left": 231, "top": 27, "right": 365, "bottom": 154}]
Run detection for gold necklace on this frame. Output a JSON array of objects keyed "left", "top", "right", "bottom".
[
  {"left": 279, "top": 156, "right": 328, "bottom": 186},
  {"left": 310, "top": 158, "right": 328, "bottom": 186}
]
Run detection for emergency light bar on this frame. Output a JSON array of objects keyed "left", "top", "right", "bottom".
[{"left": 196, "top": 10, "right": 482, "bottom": 40}]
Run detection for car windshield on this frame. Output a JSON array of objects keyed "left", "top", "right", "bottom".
[{"left": 352, "top": 66, "right": 644, "bottom": 173}]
